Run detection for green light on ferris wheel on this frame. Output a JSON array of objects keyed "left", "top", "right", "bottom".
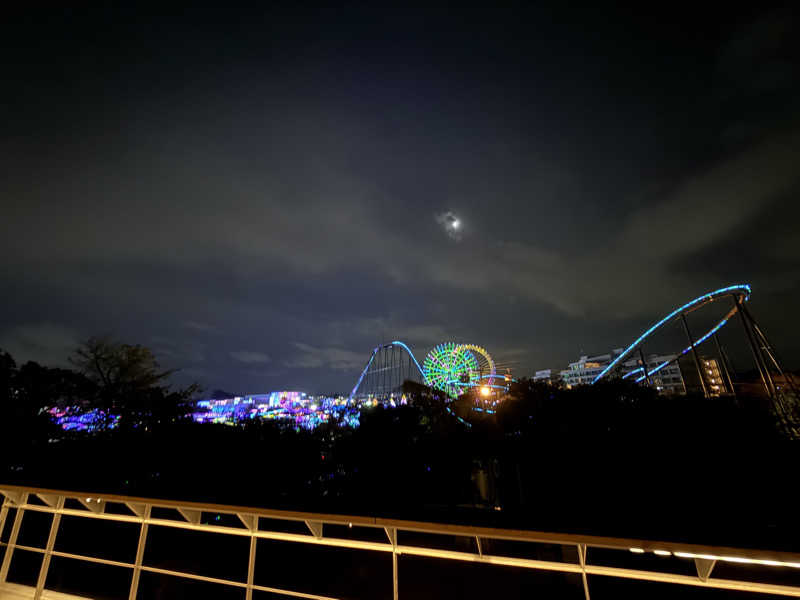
[{"left": 422, "top": 343, "right": 496, "bottom": 398}]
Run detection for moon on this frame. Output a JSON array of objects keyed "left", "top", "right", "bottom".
[{"left": 435, "top": 210, "right": 462, "bottom": 240}]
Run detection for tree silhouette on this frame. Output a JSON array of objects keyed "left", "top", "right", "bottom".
[{"left": 70, "top": 336, "right": 199, "bottom": 427}]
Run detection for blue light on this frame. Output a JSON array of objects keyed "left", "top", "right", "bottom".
[
  {"left": 349, "top": 346, "right": 379, "bottom": 399},
  {"left": 349, "top": 341, "right": 428, "bottom": 400},
  {"left": 634, "top": 317, "right": 731, "bottom": 383},
  {"left": 445, "top": 405, "right": 472, "bottom": 427},
  {"left": 592, "top": 284, "right": 750, "bottom": 384},
  {"left": 622, "top": 367, "right": 643, "bottom": 380},
  {"left": 390, "top": 340, "right": 428, "bottom": 381}
]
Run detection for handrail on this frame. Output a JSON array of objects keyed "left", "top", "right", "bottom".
[
  {"left": 2, "top": 483, "right": 800, "bottom": 599},
  {"left": 0, "top": 483, "right": 796, "bottom": 561}
]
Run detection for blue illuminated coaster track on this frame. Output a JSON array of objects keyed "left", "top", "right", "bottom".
[
  {"left": 349, "top": 341, "right": 428, "bottom": 400},
  {"left": 592, "top": 284, "right": 752, "bottom": 385},
  {"left": 348, "top": 341, "right": 496, "bottom": 428}
]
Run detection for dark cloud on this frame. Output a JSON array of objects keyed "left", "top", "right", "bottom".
[
  {"left": 1, "top": 5, "right": 800, "bottom": 393},
  {"left": 284, "top": 343, "right": 365, "bottom": 372},
  {"left": 184, "top": 321, "right": 220, "bottom": 334},
  {"left": 230, "top": 351, "right": 272, "bottom": 365},
  {"left": 0, "top": 324, "right": 78, "bottom": 367}
]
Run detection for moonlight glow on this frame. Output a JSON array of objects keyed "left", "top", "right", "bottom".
[{"left": 435, "top": 210, "right": 462, "bottom": 240}]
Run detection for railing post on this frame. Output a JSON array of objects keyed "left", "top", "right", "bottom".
[
  {"left": 34, "top": 496, "right": 64, "bottom": 599},
  {"left": 384, "top": 527, "right": 398, "bottom": 600},
  {"left": 243, "top": 514, "right": 257, "bottom": 600},
  {"left": 0, "top": 492, "right": 28, "bottom": 583},
  {"left": 695, "top": 557, "right": 715, "bottom": 582},
  {"left": 392, "top": 548, "right": 398, "bottom": 600},
  {"left": 128, "top": 504, "right": 151, "bottom": 600},
  {"left": 0, "top": 502, "right": 9, "bottom": 545},
  {"left": 305, "top": 520, "right": 323, "bottom": 539},
  {"left": 577, "top": 544, "right": 590, "bottom": 600}
]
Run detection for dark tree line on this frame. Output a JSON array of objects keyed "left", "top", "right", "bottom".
[
  {"left": 493, "top": 376, "right": 784, "bottom": 445},
  {"left": 0, "top": 336, "right": 199, "bottom": 441}
]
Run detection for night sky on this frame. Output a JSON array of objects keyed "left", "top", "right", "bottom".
[{"left": 2, "top": 4, "right": 799, "bottom": 394}]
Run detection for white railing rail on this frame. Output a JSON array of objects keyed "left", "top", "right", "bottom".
[{"left": 2, "top": 484, "right": 800, "bottom": 599}]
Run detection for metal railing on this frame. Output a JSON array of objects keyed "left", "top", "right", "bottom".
[{"left": 2, "top": 484, "right": 800, "bottom": 599}]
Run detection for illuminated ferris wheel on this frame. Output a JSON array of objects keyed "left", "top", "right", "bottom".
[{"left": 422, "top": 343, "right": 496, "bottom": 398}]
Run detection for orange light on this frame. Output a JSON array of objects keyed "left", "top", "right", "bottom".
[{"left": 480, "top": 386, "right": 491, "bottom": 397}]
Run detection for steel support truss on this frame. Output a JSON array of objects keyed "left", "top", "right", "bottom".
[{"left": 2, "top": 484, "right": 800, "bottom": 598}]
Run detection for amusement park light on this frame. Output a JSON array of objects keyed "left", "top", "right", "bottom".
[
  {"left": 593, "top": 284, "right": 751, "bottom": 385},
  {"left": 422, "top": 343, "right": 496, "bottom": 398},
  {"left": 480, "top": 386, "right": 491, "bottom": 397}
]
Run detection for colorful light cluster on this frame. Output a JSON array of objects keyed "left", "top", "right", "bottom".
[
  {"left": 422, "top": 343, "right": 496, "bottom": 398},
  {"left": 47, "top": 406, "right": 120, "bottom": 432},
  {"left": 45, "top": 392, "right": 380, "bottom": 433},
  {"left": 190, "top": 392, "right": 362, "bottom": 430}
]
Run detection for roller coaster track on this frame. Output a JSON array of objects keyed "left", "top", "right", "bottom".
[
  {"left": 347, "top": 284, "right": 797, "bottom": 436},
  {"left": 592, "top": 284, "right": 752, "bottom": 385},
  {"left": 589, "top": 283, "right": 798, "bottom": 437},
  {"left": 349, "top": 341, "right": 427, "bottom": 401}
]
